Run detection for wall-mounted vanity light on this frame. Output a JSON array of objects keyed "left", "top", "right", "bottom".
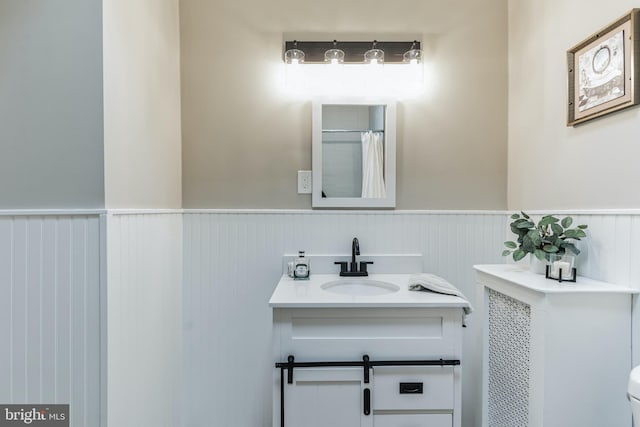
[
  {"left": 284, "top": 40, "right": 305, "bottom": 65},
  {"left": 403, "top": 41, "right": 422, "bottom": 65},
  {"left": 364, "top": 40, "right": 385, "bottom": 65},
  {"left": 283, "top": 40, "right": 421, "bottom": 64},
  {"left": 282, "top": 39, "right": 426, "bottom": 98},
  {"left": 324, "top": 40, "right": 345, "bottom": 65}
]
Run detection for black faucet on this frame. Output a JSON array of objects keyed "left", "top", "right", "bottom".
[
  {"left": 351, "top": 237, "right": 360, "bottom": 272},
  {"left": 335, "top": 237, "right": 373, "bottom": 277}
]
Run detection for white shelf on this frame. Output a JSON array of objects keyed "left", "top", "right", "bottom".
[{"left": 474, "top": 264, "right": 638, "bottom": 294}]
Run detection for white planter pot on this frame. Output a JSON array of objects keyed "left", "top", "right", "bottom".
[{"left": 529, "top": 254, "right": 546, "bottom": 274}]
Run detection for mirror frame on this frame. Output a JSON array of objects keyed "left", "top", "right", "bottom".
[{"left": 311, "top": 98, "right": 396, "bottom": 209}]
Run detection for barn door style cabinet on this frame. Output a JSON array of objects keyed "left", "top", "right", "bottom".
[{"left": 271, "top": 307, "right": 465, "bottom": 427}]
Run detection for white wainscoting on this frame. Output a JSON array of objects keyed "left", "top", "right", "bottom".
[
  {"left": 525, "top": 212, "right": 640, "bottom": 368},
  {"left": 0, "top": 214, "right": 101, "bottom": 427},
  {"left": 4, "top": 209, "right": 638, "bottom": 427},
  {"left": 183, "top": 211, "right": 506, "bottom": 427},
  {"left": 559, "top": 213, "right": 640, "bottom": 288},
  {"left": 104, "top": 212, "right": 183, "bottom": 427}
]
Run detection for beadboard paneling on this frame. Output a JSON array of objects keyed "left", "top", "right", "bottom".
[
  {"left": 0, "top": 215, "right": 101, "bottom": 427},
  {"left": 505, "top": 212, "right": 640, "bottom": 368},
  {"left": 563, "top": 214, "right": 640, "bottom": 287},
  {"left": 502, "top": 212, "right": 640, "bottom": 287},
  {"left": 6, "top": 209, "right": 637, "bottom": 427},
  {"left": 547, "top": 213, "right": 640, "bottom": 368},
  {"left": 580, "top": 213, "right": 640, "bottom": 369},
  {"left": 105, "top": 213, "right": 182, "bottom": 427},
  {"left": 183, "top": 212, "right": 506, "bottom": 427}
]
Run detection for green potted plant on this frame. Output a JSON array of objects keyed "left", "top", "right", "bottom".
[{"left": 502, "top": 212, "right": 588, "bottom": 263}]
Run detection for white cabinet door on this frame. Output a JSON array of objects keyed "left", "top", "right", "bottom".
[{"left": 283, "top": 367, "right": 373, "bottom": 427}]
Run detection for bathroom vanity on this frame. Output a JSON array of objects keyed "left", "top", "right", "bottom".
[
  {"left": 269, "top": 272, "right": 470, "bottom": 427},
  {"left": 475, "top": 264, "right": 638, "bottom": 427}
]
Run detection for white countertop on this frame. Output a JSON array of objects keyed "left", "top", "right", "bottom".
[
  {"left": 269, "top": 274, "right": 472, "bottom": 308},
  {"left": 474, "top": 264, "right": 638, "bottom": 294}
]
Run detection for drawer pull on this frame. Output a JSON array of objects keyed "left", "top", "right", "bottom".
[
  {"left": 399, "top": 382, "right": 423, "bottom": 394},
  {"left": 363, "top": 388, "right": 371, "bottom": 415}
]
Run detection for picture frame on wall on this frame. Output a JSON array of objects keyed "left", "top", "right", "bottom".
[{"left": 567, "top": 8, "right": 640, "bottom": 126}]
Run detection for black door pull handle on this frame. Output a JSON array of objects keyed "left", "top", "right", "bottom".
[{"left": 363, "top": 388, "right": 371, "bottom": 415}]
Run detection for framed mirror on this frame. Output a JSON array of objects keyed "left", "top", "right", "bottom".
[{"left": 311, "top": 98, "right": 396, "bottom": 208}]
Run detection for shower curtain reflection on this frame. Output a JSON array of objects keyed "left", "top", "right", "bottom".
[{"left": 361, "top": 131, "right": 386, "bottom": 198}]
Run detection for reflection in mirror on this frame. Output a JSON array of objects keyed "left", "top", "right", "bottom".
[
  {"left": 322, "top": 105, "right": 385, "bottom": 198},
  {"left": 312, "top": 99, "right": 396, "bottom": 209}
]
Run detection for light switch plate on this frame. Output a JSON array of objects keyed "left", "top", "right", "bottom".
[{"left": 297, "top": 170, "right": 312, "bottom": 194}]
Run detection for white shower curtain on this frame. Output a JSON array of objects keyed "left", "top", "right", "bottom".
[{"left": 361, "top": 131, "right": 386, "bottom": 198}]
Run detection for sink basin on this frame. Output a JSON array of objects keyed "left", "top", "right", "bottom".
[{"left": 321, "top": 278, "right": 400, "bottom": 296}]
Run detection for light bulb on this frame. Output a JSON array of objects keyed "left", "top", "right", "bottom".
[
  {"left": 284, "top": 46, "right": 305, "bottom": 65},
  {"left": 325, "top": 46, "right": 345, "bottom": 65},
  {"left": 403, "top": 45, "right": 422, "bottom": 65},
  {"left": 364, "top": 46, "right": 384, "bottom": 65}
]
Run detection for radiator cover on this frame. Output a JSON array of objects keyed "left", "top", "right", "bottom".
[{"left": 487, "top": 288, "right": 531, "bottom": 427}]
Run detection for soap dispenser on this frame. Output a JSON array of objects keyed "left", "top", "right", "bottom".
[{"left": 293, "top": 251, "right": 310, "bottom": 280}]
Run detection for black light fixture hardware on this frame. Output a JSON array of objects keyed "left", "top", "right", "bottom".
[{"left": 283, "top": 40, "right": 421, "bottom": 64}]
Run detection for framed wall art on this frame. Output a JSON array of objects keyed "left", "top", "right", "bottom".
[{"left": 567, "top": 9, "right": 640, "bottom": 126}]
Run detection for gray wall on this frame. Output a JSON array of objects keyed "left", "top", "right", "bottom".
[
  {"left": 103, "top": 0, "right": 183, "bottom": 209},
  {"left": 0, "top": 0, "right": 507, "bottom": 210},
  {"left": 0, "top": 0, "right": 105, "bottom": 209},
  {"left": 508, "top": 0, "right": 640, "bottom": 210},
  {"left": 180, "top": 0, "right": 508, "bottom": 209}
]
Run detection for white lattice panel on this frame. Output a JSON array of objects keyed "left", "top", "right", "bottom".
[{"left": 487, "top": 288, "right": 531, "bottom": 427}]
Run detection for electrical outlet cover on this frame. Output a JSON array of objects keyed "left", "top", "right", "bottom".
[{"left": 297, "top": 170, "right": 312, "bottom": 194}]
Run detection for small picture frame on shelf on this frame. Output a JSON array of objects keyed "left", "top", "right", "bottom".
[{"left": 567, "top": 8, "right": 640, "bottom": 126}]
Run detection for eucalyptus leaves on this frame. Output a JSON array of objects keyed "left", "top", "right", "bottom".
[{"left": 502, "top": 212, "right": 588, "bottom": 262}]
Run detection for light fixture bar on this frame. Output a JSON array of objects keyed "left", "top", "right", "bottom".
[{"left": 283, "top": 40, "right": 421, "bottom": 64}]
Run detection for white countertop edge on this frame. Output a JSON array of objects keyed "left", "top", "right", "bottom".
[
  {"left": 268, "top": 302, "right": 469, "bottom": 308},
  {"left": 269, "top": 274, "right": 473, "bottom": 308},
  {"left": 474, "top": 264, "right": 639, "bottom": 294}
]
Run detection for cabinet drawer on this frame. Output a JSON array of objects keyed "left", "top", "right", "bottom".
[
  {"left": 373, "top": 413, "right": 452, "bottom": 427},
  {"left": 373, "top": 367, "right": 454, "bottom": 410}
]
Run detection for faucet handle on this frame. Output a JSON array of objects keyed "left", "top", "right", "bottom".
[
  {"left": 334, "top": 261, "right": 348, "bottom": 274},
  {"left": 359, "top": 261, "right": 374, "bottom": 275}
]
